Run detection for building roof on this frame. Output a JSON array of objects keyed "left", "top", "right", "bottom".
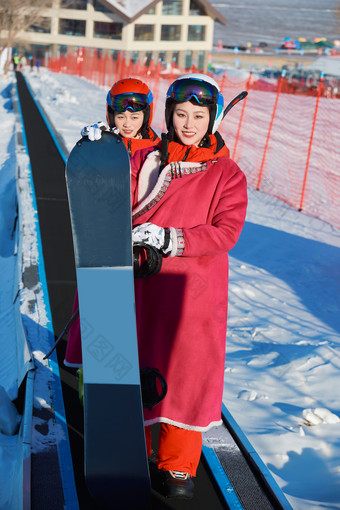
[{"left": 100, "top": 0, "right": 226, "bottom": 24}]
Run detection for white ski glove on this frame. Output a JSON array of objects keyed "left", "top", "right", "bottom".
[
  {"left": 81, "top": 121, "right": 109, "bottom": 141},
  {"left": 132, "top": 223, "right": 173, "bottom": 255}
]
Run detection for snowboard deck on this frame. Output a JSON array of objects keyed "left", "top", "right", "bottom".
[{"left": 65, "top": 132, "right": 150, "bottom": 509}]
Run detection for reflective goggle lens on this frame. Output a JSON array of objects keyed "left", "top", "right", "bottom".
[
  {"left": 168, "top": 78, "right": 218, "bottom": 105},
  {"left": 111, "top": 93, "right": 148, "bottom": 113}
]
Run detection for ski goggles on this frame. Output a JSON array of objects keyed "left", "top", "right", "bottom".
[
  {"left": 107, "top": 91, "right": 152, "bottom": 113},
  {"left": 167, "top": 78, "right": 219, "bottom": 106}
]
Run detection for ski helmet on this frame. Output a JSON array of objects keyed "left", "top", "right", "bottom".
[
  {"left": 165, "top": 73, "right": 224, "bottom": 135},
  {"left": 106, "top": 78, "right": 154, "bottom": 136}
]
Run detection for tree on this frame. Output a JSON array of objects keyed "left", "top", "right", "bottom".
[{"left": 0, "top": 0, "right": 51, "bottom": 73}]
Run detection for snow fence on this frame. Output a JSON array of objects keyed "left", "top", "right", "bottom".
[{"left": 48, "top": 51, "right": 340, "bottom": 230}]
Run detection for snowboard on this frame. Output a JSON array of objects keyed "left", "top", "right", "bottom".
[{"left": 65, "top": 131, "right": 150, "bottom": 509}]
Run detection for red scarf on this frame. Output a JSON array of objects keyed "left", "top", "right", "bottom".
[
  {"left": 163, "top": 134, "right": 229, "bottom": 164},
  {"left": 122, "top": 127, "right": 160, "bottom": 157}
]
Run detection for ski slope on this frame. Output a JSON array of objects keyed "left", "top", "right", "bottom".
[{"left": 1, "top": 69, "right": 340, "bottom": 509}]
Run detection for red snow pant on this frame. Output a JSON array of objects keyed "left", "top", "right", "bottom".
[{"left": 145, "top": 423, "right": 202, "bottom": 477}]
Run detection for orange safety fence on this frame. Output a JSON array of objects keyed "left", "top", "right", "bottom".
[{"left": 47, "top": 50, "right": 340, "bottom": 230}]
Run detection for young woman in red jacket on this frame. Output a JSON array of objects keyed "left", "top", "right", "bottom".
[
  {"left": 130, "top": 73, "right": 248, "bottom": 499},
  {"left": 65, "top": 78, "right": 160, "bottom": 366}
]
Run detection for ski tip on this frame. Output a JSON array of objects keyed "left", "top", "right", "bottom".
[
  {"left": 232, "top": 91, "right": 248, "bottom": 106},
  {"left": 222, "top": 90, "right": 248, "bottom": 120}
]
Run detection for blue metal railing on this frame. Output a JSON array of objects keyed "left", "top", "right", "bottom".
[{"left": 13, "top": 74, "right": 79, "bottom": 510}]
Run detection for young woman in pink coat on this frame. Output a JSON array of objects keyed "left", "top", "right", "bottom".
[{"left": 130, "top": 73, "right": 248, "bottom": 499}]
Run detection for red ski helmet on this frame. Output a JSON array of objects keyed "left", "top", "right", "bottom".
[{"left": 106, "top": 78, "right": 154, "bottom": 136}]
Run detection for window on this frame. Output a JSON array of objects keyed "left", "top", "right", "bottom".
[
  {"left": 60, "top": 0, "right": 87, "bottom": 10},
  {"left": 145, "top": 6, "right": 155, "bottom": 14},
  {"left": 58, "top": 45, "right": 68, "bottom": 55},
  {"left": 162, "top": 0, "right": 182, "bottom": 15},
  {"left": 188, "top": 25, "right": 205, "bottom": 41},
  {"left": 27, "top": 17, "right": 51, "bottom": 33},
  {"left": 30, "top": 44, "right": 50, "bottom": 59},
  {"left": 158, "top": 51, "right": 166, "bottom": 64},
  {"left": 59, "top": 19, "right": 86, "bottom": 36},
  {"left": 161, "top": 25, "right": 181, "bottom": 41},
  {"left": 185, "top": 50, "right": 192, "bottom": 69},
  {"left": 172, "top": 51, "right": 179, "bottom": 63},
  {"left": 134, "top": 25, "right": 154, "bottom": 41},
  {"left": 189, "top": 0, "right": 206, "bottom": 16},
  {"left": 144, "top": 52, "right": 152, "bottom": 66},
  {"left": 94, "top": 22, "right": 122, "bottom": 39},
  {"left": 130, "top": 51, "right": 139, "bottom": 63},
  {"left": 93, "top": 0, "right": 112, "bottom": 12},
  {"left": 198, "top": 50, "right": 204, "bottom": 70}
]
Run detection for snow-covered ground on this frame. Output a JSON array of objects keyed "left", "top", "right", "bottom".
[
  {"left": 1, "top": 68, "right": 340, "bottom": 509},
  {"left": 211, "top": 0, "right": 339, "bottom": 49}
]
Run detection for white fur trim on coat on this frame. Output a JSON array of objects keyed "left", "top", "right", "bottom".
[
  {"left": 136, "top": 150, "right": 162, "bottom": 205},
  {"left": 144, "top": 416, "right": 223, "bottom": 432}
]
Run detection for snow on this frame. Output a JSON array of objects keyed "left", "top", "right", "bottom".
[
  {"left": 1, "top": 68, "right": 340, "bottom": 509},
  {"left": 0, "top": 73, "right": 22, "bottom": 509},
  {"left": 211, "top": 0, "right": 339, "bottom": 48},
  {"left": 306, "top": 56, "right": 340, "bottom": 77},
  {"left": 0, "top": 76, "right": 18, "bottom": 401},
  {"left": 0, "top": 386, "right": 21, "bottom": 436}
]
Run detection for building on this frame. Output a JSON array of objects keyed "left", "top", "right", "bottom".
[{"left": 17, "top": 0, "right": 226, "bottom": 70}]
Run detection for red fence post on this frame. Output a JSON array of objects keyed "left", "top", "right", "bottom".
[
  {"left": 219, "top": 72, "right": 226, "bottom": 95},
  {"left": 101, "top": 53, "right": 108, "bottom": 87},
  {"left": 231, "top": 70, "right": 252, "bottom": 161},
  {"left": 256, "top": 69, "right": 285, "bottom": 190},
  {"left": 299, "top": 73, "right": 324, "bottom": 211},
  {"left": 152, "top": 59, "right": 162, "bottom": 115}
]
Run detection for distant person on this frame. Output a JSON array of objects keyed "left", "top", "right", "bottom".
[
  {"left": 36, "top": 58, "right": 41, "bottom": 72},
  {"left": 12, "top": 55, "right": 20, "bottom": 71}
]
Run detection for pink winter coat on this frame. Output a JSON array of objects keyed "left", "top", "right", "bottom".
[{"left": 130, "top": 143, "right": 247, "bottom": 431}]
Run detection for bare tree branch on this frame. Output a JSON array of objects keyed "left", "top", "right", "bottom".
[{"left": 0, "top": 0, "right": 51, "bottom": 71}]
